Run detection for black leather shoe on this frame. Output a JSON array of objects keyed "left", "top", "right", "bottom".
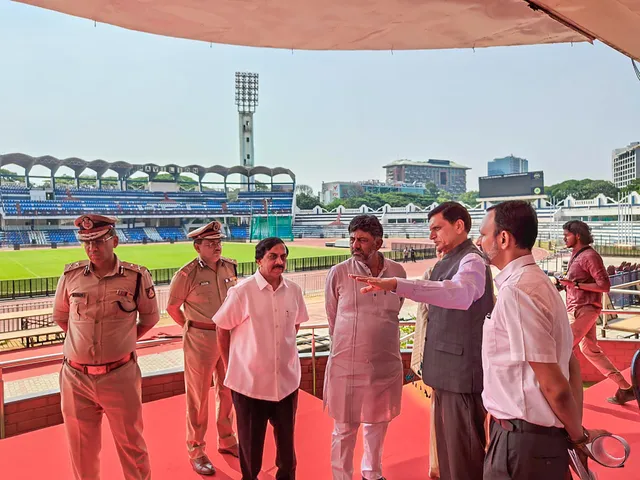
[
  {"left": 607, "top": 387, "right": 636, "bottom": 405},
  {"left": 191, "top": 455, "right": 216, "bottom": 475}
]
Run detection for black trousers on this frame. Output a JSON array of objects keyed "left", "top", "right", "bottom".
[
  {"left": 433, "top": 389, "right": 487, "bottom": 480},
  {"left": 483, "top": 419, "right": 570, "bottom": 480},
  {"left": 232, "top": 389, "right": 298, "bottom": 480}
]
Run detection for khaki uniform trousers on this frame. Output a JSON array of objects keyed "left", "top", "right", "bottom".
[
  {"left": 60, "top": 359, "right": 150, "bottom": 480},
  {"left": 183, "top": 324, "right": 237, "bottom": 459},
  {"left": 569, "top": 306, "right": 626, "bottom": 386}
]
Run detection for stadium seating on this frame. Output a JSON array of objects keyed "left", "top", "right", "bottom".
[
  {"left": 5, "top": 231, "right": 31, "bottom": 245},
  {"left": 125, "top": 228, "right": 150, "bottom": 243},
  {"left": 0, "top": 185, "right": 294, "bottom": 246},
  {"left": 0, "top": 185, "right": 294, "bottom": 218},
  {"left": 156, "top": 227, "right": 187, "bottom": 241},
  {"left": 229, "top": 225, "right": 249, "bottom": 239},
  {"left": 47, "top": 230, "right": 78, "bottom": 244}
]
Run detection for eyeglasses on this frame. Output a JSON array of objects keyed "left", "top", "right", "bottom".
[
  {"left": 82, "top": 235, "right": 115, "bottom": 247},
  {"left": 201, "top": 240, "right": 222, "bottom": 248}
]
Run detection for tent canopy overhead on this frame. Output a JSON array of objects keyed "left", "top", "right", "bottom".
[{"left": 14, "top": 0, "right": 640, "bottom": 60}]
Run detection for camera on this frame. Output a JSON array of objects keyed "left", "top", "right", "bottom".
[{"left": 549, "top": 274, "right": 566, "bottom": 292}]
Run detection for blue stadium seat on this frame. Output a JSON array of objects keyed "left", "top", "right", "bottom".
[
  {"left": 229, "top": 225, "right": 249, "bottom": 239},
  {"left": 156, "top": 227, "right": 187, "bottom": 241}
]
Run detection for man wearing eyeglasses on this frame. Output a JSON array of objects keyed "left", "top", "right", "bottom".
[
  {"left": 53, "top": 214, "right": 159, "bottom": 480},
  {"left": 167, "top": 220, "right": 240, "bottom": 476}
]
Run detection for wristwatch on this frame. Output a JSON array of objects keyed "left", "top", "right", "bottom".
[{"left": 570, "top": 427, "right": 589, "bottom": 446}]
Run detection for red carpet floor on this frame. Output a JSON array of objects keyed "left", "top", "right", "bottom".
[{"left": 0, "top": 373, "right": 637, "bottom": 479}]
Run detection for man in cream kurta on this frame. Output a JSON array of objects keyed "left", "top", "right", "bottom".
[{"left": 325, "top": 215, "right": 407, "bottom": 480}]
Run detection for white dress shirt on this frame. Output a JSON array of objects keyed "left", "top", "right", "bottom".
[
  {"left": 482, "top": 254, "right": 573, "bottom": 428},
  {"left": 395, "top": 253, "right": 487, "bottom": 309},
  {"left": 212, "top": 270, "right": 309, "bottom": 402}
]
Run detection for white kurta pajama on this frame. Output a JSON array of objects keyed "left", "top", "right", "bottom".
[{"left": 324, "top": 256, "right": 407, "bottom": 480}]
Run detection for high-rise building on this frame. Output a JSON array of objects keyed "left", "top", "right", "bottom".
[
  {"left": 383, "top": 159, "right": 469, "bottom": 195},
  {"left": 487, "top": 155, "right": 528, "bottom": 176},
  {"left": 612, "top": 142, "right": 640, "bottom": 188}
]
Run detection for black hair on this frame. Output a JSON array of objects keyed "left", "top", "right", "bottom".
[
  {"left": 487, "top": 201, "right": 538, "bottom": 250},
  {"left": 348, "top": 214, "right": 384, "bottom": 238},
  {"left": 563, "top": 220, "right": 594, "bottom": 245},
  {"left": 255, "top": 237, "right": 289, "bottom": 260},
  {"left": 427, "top": 201, "right": 472, "bottom": 233}
]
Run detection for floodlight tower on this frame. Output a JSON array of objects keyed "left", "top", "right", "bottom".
[{"left": 235, "top": 72, "right": 259, "bottom": 191}]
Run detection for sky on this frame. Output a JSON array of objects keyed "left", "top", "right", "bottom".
[{"left": 1, "top": 2, "right": 639, "bottom": 193}]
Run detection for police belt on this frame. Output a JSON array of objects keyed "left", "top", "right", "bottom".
[
  {"left": 493, "top": 418, "right": 567, "bottom": 438},
  {"left": 65, "top": 352, "right": 135, "bottom": 376},
  {"left": 187, "top": 320, "right": 217, "bottom": 331}
]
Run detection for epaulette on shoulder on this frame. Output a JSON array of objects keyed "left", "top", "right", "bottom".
[
  {"left": 121, "top": 262, "right": 149, "bottom": 273},
  {"left": 178, "top": 258, "right": 199, "bottom": 277},
  {"left": 221, "top": 256, "right": 238, "bottom": 266},
  {"left": 64, "top": 260, "right": 90, "bottom": 274}
]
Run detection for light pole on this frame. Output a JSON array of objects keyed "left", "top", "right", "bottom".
[{"left": 235, "top": 72, "right": 259, "bottom": 191}]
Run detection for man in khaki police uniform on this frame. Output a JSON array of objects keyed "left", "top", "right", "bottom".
[
  {"left": 167, "top": 220, "right": 239, "bottom": 476},
  {"left": 53, "top": 214, "right": 160, "bottom": 480}
]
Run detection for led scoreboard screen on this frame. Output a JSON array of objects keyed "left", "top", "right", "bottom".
[{"left": 478, "top": 171, "right": 544, "bottom": 198}]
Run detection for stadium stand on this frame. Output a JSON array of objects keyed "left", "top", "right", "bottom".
[
  {"left": 156, "top": 227, "right": 186, "bottom": 241},
  {"left": 0, "top": 156, "right": 296, "bottom": 247},
  {"left": 229, "top": 225, "right": 250, "bottom": 239},
  {"left": 46, "top": 230, "right": 78, "bottom": 244}
]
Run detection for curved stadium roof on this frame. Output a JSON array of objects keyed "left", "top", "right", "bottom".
[{"left": 0, "top": 153, "right": 295, "bottom": 182}]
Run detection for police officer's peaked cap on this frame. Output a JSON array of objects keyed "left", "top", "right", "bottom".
[
  {"left": 74, "top": 214, "right": 118, "bottom": 241},
  {"left": 188, "top": 221, "right": 226, "bottom": 240}
]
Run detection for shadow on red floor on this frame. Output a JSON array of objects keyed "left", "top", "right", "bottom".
[{"left": 0, "top": 371, "right": 637, "bottom": 479}]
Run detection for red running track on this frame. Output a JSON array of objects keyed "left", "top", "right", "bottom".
[{"left": 0, "top": 372, "right": 637, "bottom": 479}]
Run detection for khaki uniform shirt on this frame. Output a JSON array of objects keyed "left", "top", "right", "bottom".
[
  {"left": 167, "top": 256, "right": 238, "bottom": 324},
  {"left": 53, "top": 256, "right": 160, "bottom": 365}
]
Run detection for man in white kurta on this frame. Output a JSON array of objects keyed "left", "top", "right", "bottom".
[{"left": 324, "top": 215, "right": 407, "bottom": 480}]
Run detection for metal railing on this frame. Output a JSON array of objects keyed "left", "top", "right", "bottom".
[
  {"left": 0, "top": 249, "right": 436, "bottom": 301},
  {"left": 0, "top": 274, "right": 323, "bottom": 335},
  {"left": 298, "top": 320, "right": 416, "bottom": 398},
  {"left": 285, "top": 272, "right": 328, "bottom": 297},
  {"left": 0, "top": 300, "right": 53, "bottom": 314},
  {"left": 0, "top": 290, "right": 172, "bottom": 335},
  {"left": 1, "top": 320, "right": 417, "bottom": 439},
  {"left": 601, "top": 278, "right": 640, "bottom": 338},
  {"left": 0, "top": 336, "right": 182, "bottom": 439}
]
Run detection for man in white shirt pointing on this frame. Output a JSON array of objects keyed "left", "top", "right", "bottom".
[
  {"left": 212, "top": 237, "right": 309, "bottom": 480},
  {"left": 352, "top": 202, "right": 493, "bottom": 480}
]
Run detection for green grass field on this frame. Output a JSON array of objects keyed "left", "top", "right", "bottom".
[{"left": 0, "top": 243, "right": 339, "bottom": 280}]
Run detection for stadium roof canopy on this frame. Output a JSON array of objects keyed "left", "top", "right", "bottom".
[
  {"left": 14, "top": 0, "right": 640, "bottom": 60},
  {"left": 0, "top": 153, "right": 296, "bottom": 182}
]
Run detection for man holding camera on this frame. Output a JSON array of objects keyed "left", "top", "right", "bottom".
[{"left": 559, "top": 220, "right": 635, "bottom": 405}]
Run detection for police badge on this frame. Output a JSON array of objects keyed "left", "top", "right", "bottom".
[{"left": 81, "top": 217, "right": 94, "bottom": 230}]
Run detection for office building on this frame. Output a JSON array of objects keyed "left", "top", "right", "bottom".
[
  {"left": 487, "top": 155, "right": 528, "bottom": 176},
  {"left": 321, "top": 180, "right": 426, "bottom": 205},
  {"left": 612, "top": 142, "right": 640, "bottom": 188},
  {"left": 383, "top": 159, "right": 469, "bottom": 195}
]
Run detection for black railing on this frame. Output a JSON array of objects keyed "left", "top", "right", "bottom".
[
  {"left": 0, "top": 249, "right": 436, "bottom": 300},
  {"left": 0, "top": 277, "right": 59, "bottom": 300}
]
